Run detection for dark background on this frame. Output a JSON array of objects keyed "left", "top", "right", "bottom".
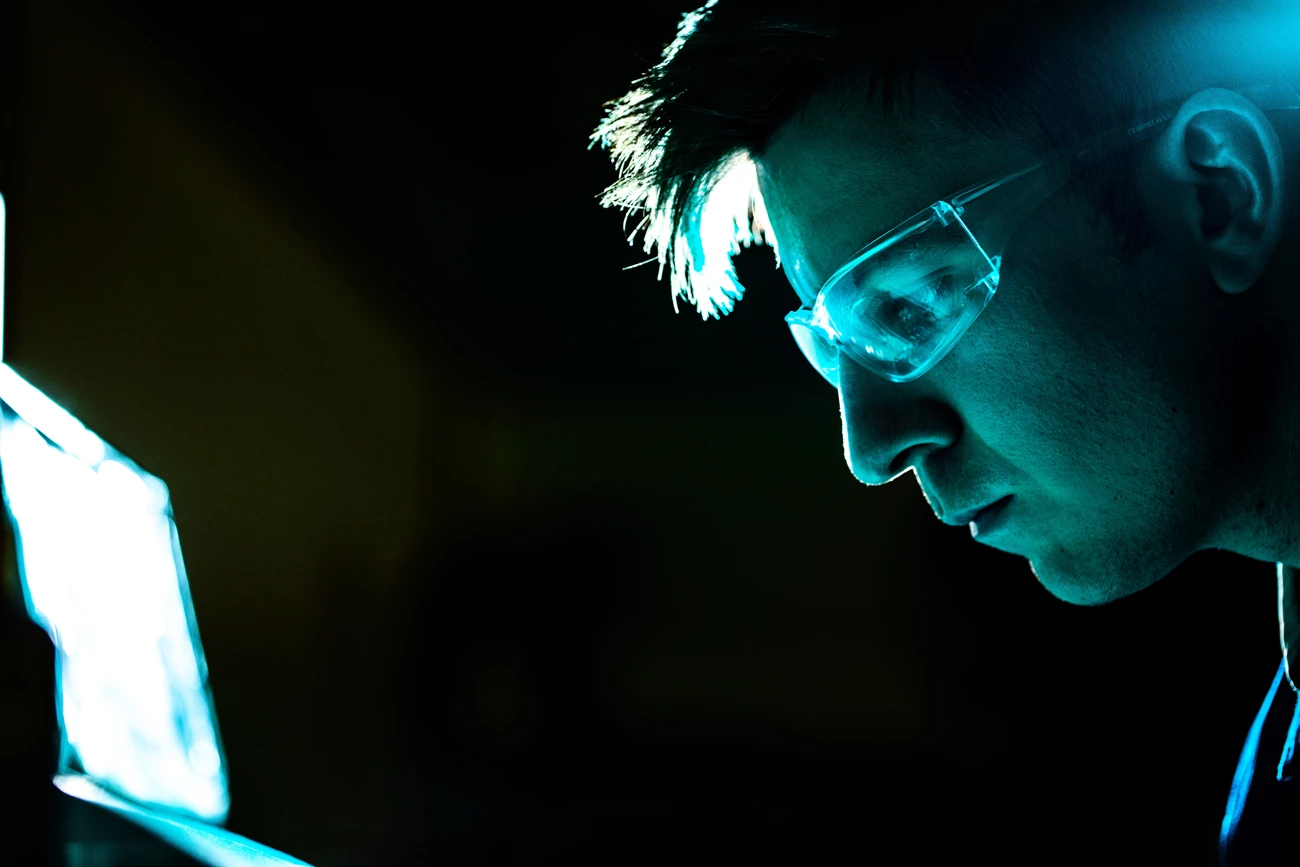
[{"left": 0, "top": 2, "right": 1286, "bottom": 864}]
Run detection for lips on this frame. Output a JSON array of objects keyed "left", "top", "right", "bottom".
[
  {"left": 943, "top": 495, "right": 1012, "bottom": 527},
  {"left": 969, "top": 496, "right": 1013, "bottom": 536}
]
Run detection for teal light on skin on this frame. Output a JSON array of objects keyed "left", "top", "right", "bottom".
[
  {"left": 752, "top": 68, "right": 1300, "bottom": 607},
  {"left": 601, "top": 3, "right": 1300, "bottom": 859},
  {"left": 0, "top": 192, "right": 312, "bottom": 865}
]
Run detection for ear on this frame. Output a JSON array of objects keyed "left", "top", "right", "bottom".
[{"left": 1148, "top": 87, "right": 1287, "bottom": 294}]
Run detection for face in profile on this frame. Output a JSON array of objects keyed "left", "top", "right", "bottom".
[{"left": 755, "top": 81, "right": 1296, "bottom": 606}]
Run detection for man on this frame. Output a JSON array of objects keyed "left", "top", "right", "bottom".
[{"left": 593, "top": 0, "right": 1300, "bottom": 861}]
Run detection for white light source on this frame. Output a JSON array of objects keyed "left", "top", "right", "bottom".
[
  {"left": 0, "top": 375, "right": 229, "bottom": 822},
  {"left": 0, "top": 192, "right": 311, "bottom": 865}
]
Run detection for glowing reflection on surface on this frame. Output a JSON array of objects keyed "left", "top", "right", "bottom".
[{"left": 56, "top": 773, "right": 310, "bottom": 867}]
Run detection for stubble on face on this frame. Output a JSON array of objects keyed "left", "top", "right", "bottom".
[{"left": 756, "top": 82, "right": 1279, "bottom": 605}]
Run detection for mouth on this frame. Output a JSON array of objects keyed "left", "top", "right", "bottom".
[
  {"left": 969, "top": 496, "right": 1013, "bottom": 537},
  {"left": 943, "top": 495, "right": 1013, "bottom": 529}
]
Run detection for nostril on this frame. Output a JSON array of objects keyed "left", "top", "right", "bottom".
[{"left": 888, "top": 445, "right": 931, "bottom": 480}]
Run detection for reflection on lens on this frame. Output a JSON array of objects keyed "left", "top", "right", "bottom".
[
  {"left": 786, "top": 204, "right": 999, "bottom": 383},
  {"left": 787, "top": 320, "right": 839, "bottom": 387}
]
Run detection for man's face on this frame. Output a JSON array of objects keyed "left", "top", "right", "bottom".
[{"left": 755, "top": 84, "right": 1288, "bottom": 605}]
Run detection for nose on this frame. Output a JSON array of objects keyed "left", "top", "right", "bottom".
[{"left": 837, "top": 357, "right": 961, "bottom": 485}]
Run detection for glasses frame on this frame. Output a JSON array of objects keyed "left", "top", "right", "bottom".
[{"left": 785, "top": 80, "right": 1300, "bottom": 386}]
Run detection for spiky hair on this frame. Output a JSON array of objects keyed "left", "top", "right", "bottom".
[
  {"left": 590, "top": 1, "right": 779, "bottom": 320},
  {"left": 587, "top": 0, "right": 1062, "bottom": 320},
  {"left": 592, "top": 0, "right": 1300, "bottom": 320}
]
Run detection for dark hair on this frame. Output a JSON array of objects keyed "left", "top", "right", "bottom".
[{"left": 592, "top": 0, "right": 1300, "bottom": 318}]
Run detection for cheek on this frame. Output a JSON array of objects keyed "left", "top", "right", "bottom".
[{"left": 941, "top": 242, "right": 1214, "bottom": 496}]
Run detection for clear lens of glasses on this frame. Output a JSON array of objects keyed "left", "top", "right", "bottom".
[{"left": 786, "top": 201, "right": 1000, "bottom": 384}]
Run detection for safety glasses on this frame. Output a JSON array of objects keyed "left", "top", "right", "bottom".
[{"left": 785, "top": 80, "right": 1300, "bottom": 385}]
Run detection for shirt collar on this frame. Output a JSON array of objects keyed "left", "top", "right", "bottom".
[{"left": 1278, "top": 563, "right": 1300, "bottom": 693}]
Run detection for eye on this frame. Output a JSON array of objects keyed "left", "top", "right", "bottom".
[
  {"left": 870, "top": 295, "right": 936, "bottom": 340},
  {"left": 853, "top": 271, "right": 959, "bottom": 339}
]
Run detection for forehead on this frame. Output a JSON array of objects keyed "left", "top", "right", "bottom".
[{"left": 754, "top": 88, "right": 1024, "bottom": 302}]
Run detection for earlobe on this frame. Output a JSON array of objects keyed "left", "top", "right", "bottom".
[{"left": 1151, "top": 88, "right": 1287, "bottom": 295}]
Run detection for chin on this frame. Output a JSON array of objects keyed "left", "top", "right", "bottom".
[{"left": 1027, "top": 550, "right": 1167, "bottom": 607}]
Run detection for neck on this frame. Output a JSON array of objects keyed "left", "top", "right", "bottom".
[{"left": 1214, "top": 293, "right": 1300, "bottom": 567}]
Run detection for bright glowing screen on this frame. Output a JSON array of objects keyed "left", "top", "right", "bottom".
[
  {"left": 0, "top": 367, "right": 229, "bottom": 821},
  {"left": 0, "top": 190, "right": 311, "bottom": 865}
]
